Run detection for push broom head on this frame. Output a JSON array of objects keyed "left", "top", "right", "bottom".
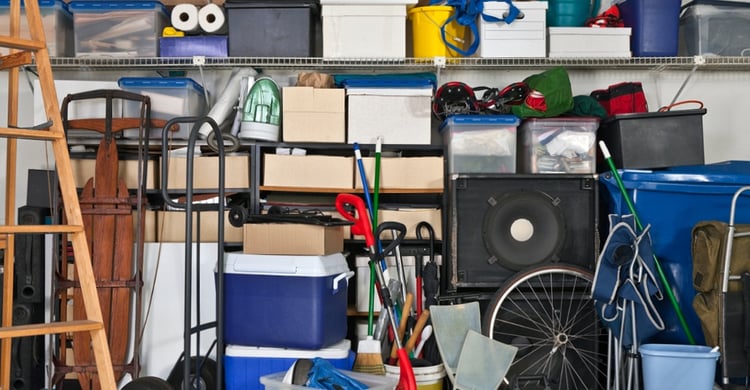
[{"left": 353, "top": 335, "right": 386, "bottom": 376}]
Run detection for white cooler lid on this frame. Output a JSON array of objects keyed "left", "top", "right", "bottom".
[
  {"left": 225, "top": 339, "right": 351, "bottom": 359},
  {"left": 321, "top": 0, "right": 415, "bottom": 4},
  {"left": 223, "top": 252, "right": 350, "bottom": 277}
]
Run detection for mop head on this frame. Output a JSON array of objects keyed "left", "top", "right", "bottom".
[{"left": 353, "top": 336, "right": 386, "bottom": 375}]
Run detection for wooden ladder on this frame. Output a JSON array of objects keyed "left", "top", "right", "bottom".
[{"left": 0, "top": 0, "right": 116, "bottom": 388}]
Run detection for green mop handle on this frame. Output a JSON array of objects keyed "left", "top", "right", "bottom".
[{"left": 599, "top": 141, "right": 696, "bottom": 345}]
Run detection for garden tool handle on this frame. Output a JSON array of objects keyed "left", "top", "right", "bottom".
[
  {"left": 335, "top": 193, "right": 375, "bottom": 248},
  {"left": 391, "top": 292, "right": 414, "bottom": 359},
  {"left": 375, "top": 221, "right": 406, "bottom": 257},
  {"left": 396, "top": 348, "right": 417, "bottom": 390}
]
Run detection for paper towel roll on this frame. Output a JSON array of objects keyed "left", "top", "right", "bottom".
[
  {"left": 198, "top": 3, "right": 227, "bottom": 34},
  {"left": 171, "top": 3, "right": 200, "bottom": 33}
]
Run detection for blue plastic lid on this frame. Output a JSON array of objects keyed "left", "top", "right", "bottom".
[
  {"left": 342, "top": 78, "right": 434, "bottom": 89},
  {"left": 615, "top": 161, "right": 750, "bottom": 189},
  {"left": 0, "top": 0, "right": 66, "bottom": 9},
  {"left": 439, "top": 114, "right": 520, "bottom": 132},
  {"left": 118, "top": 77, "right": 205, "bottom": 95},
  {"left": 69, "top": 1, "right": 167, "bottom": 15}
]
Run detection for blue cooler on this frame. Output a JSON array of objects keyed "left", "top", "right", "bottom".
[
  {"left": 600, "top": 161, "right": 750, "bottom": 345},
  {"left": 224, "top": 339, "right": 355, "bottom": 390},
  {"left": 222, "top": 252, "right": 353, "bottom": 349}
]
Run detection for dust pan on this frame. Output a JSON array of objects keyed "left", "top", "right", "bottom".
[{"left": 431, "top": 302, "right": 517, "bottom": 389}]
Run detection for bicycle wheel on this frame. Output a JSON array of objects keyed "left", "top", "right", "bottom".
[{"left": 482, "top": 264, "right": 607, "bottom": 390}]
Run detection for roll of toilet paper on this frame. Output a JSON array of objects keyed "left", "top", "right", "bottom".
[
  {"left": 171, "top": 3, "right": 200, "bottom": 33},
  {"left": 198, "top": 3, "right": 227, "bottom": 34}
]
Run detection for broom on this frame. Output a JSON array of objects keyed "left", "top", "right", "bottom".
[{"left": 353, "top": 139, "right": 386, "bottom": 375}]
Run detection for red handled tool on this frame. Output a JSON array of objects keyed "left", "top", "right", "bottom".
[{"left": 336, "top": 194, "right": 417, "bottom": 390}]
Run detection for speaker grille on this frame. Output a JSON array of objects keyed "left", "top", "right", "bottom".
[{"left": 448, "top": 174, "right": 599, "bottom": 289}]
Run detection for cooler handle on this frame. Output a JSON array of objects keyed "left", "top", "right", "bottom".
[
  {"left": 232, "top": 262, "right": 298, "bottom": 275},
  {"left": 332, "top": 271, "right": 355, "bottom": 294}
]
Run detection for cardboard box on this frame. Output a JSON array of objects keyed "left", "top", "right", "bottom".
[
  {"left": 263, "top": 154, "right": 354, "bottom": 189},
  {"left": 137, "top": 210, "right": 157, "bottom": 242},
  {"left": 157, "top": 211, "right": 242, "bottom": 242},
  {"left": 346, "top": 86, "right": 433, "bottom": 145},
  {"left": 243, "top": 223, "right": 345, "bottom": 255},
  {"left": 282, "top": 87, "right": 345, "bottom": 143},
  {"left": 71, "top": 158, "right": 158, "bottom": 189},
  {"left": 352, "top": 208, "right": 442, "bottom": 240},
  {"left": 354, "top": 157, "right": 443, "bottom": 190},
  {"left": 162, "top": 154, "right": 250, "bottom": 190}
]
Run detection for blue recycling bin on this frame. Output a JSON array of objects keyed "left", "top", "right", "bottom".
[{"left": 600, "top": 161, "right": 750, "bottom": 345}]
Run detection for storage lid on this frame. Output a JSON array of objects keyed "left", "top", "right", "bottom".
[
  {"left": 321, "top": 0, "right": 415, "bottom": 4},
  {"left": 69, "top": 1, "right": 167, "bottom": 15},
  {"left": 118, "top": 77, "right": 205, "bottom": 95},
  {"left": 519, "top": 116, "right": 600, "bottom": 130},
  {"left": 548, "top": 27, "right": 632, "bottom": 36},
  {"left": 602, "top": 108, "right": 707, "bottom": 125},
  {"left": 614, "top": 161, "right": 750, "bottom": 189},
  {"left": 0, "top": 0, "right": 67, "bottom": 10},
  {"left": 224, "top": 252, "right": 350, "bottom": 277},
  {"left": 441, "top": 114, "right": 521, "bottom": 129},
  {"left": 343, "top": 77, "right": 434, "bottom": 89},
  {"left": 681, "top": 0, "right": 750, "bottom": 10},
  {"left": 225, "top": 338, "right": 351, "bottom": 358},
  {"left": 224, "top": 0, "right": 319, "bottom": 11}
]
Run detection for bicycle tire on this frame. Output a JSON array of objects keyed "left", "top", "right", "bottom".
[{"left": 482, "top": 264, "right": 607, "bottom": 390}]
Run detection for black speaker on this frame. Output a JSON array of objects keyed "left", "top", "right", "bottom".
[
  {"left": 9, "top": 302, "right": 45, "bottom": 390},
  {"left": 447, "top": 174, "right": 599, "bottom": 289},
  {"left": 15, "top": 206, "right": 48, "bottom": 304}
]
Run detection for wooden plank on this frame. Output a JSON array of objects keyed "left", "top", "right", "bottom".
[
  {"left": 0, "top": 51, "right": 32, "bottom": 70},
  {"left": 0, "top": 320, "right": 102, "bottom": 338},
  {"left": 0, "top": 127, "right": 61, "bottom": 140},
  {"left": 0, "top": 225, "right": 84, "bottom": 234}
]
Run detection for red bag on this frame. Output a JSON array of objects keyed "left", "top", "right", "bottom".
[{"left": 591, "top": 82, "right": 648, "bottom": 116}]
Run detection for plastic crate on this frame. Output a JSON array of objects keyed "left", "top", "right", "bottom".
[
  {"left": 441, "top": 114, "right": 520, "bottom": 174},
  {"left": 517, "top": 117, "right": 600, "bottom": 174},
  {"left": 0, "top": 0, "right": 72, "bottom": 56}
]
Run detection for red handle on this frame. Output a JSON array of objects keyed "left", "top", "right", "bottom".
[
  {"left": 335, "top": 193, "right": 375, "bottom": 247},
  {"left": 396, "top": 348, "right": 417, "bottom": 390}
]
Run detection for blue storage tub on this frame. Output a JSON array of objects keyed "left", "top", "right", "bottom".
[
  {"left": 600, "top": 161, "right": 750, "bottom": 345},
  {"left": 619, "top": 0, "right": 681, "bottom": 56},
  {"left": 640, "top": 344, "right": 719, "bottom": 390},
  {"left": 224, "top": 339, "right": 355, "bottom": 390},
  {"left": 222, "top": 252, "right": 353, "bottom": 350}
]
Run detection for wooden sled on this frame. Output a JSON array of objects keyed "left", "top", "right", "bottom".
[{"left": 51, "top": 90, "right": 175, "bottom": 389}]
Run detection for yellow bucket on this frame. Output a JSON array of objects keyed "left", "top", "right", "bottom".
[{"left": 408, "top": 5, "right": 467, "bottom": 58}]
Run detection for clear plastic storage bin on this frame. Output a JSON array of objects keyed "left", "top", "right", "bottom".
[
  {"left": 517, "top": 117, "right": 599, "bottom": 174},
  {"left": 0, "top": 0, "right": 72, "bottom": 56},
  {"left": 441, "top": 114, "right": 520, "bottom": 174}
]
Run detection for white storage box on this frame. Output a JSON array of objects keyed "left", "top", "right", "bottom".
[
  {"left": 0, "top": 0, "right": 73, "bottom": 56},
  {"left": 441, "top": 114, "right": 520, "bottom": 174},
  {"left": 346, "top": 84, "right": 433, "bottom": 144},
  {"left": 548, "top": 27, "right": 632, "bottom": 58},
  {"left": 118, "top": 77, "right": 208, "bottom": 140},
  {"left": 224, "top": 340, "right": 355, "bottom": 390},
  {"left": 478, "top": 1, "right": 548, "bottom": 58},
  {"left": 222, "top": 253, "right": 353, "bottom": 349},
  {"left": 70, "top": 0, "right": 168, "bottom": 57},
  {"left": 321, "top": 0, "right": 416, "bottom": 58}
]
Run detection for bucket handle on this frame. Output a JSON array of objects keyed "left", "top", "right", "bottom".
[{"left": 332, "top": 271, "right": 355, "bottom": 294}]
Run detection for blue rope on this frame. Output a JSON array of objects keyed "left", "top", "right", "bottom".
[{"left": 431, "top": 0, "right": 521, "bottom": 56}]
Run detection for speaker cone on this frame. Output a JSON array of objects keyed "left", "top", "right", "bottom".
[{"left": 482, "top": 190, "right": 565, "bottom": 271}]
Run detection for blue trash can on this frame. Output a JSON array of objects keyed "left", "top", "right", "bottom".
[
  {"left": 600, "top": 161, "right": 750, "bottom": 345},
  {"left": 640, "top": 344, "right": 719, "bottom": 390}
]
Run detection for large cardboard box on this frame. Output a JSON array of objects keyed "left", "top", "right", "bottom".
[
  {"left": 138, "top": 210, "right": 157, "bottom": 242},
  {"left": 263, "top": 154, "right": 354, "bottom": 189},
  {"left": 243, "top": 223, "right": 345, "bottom": 255},
  {"left": 346, "top": 86, "right": 433, "bottom": 145},
  {"left": 354, "top": 157, "right": 443, "bottom": 190},
  {"left": 162, "top": 154, "right": 250, "bottom": 190},
  {"left": 283, "top": 87, "right": 345, "bottom": 143},
  {"left": 71, "top": 158, "right": 158, "bottom": 189},
  {"left": 157, "top": 211, "right": 242, "bottom": 242}
]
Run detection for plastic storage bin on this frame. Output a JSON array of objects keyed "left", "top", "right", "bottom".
[
  {"left": 639, "top": 344, "right": 720, "bottom": 390},
  {"left": 477, "top": 1, "right": 548, "bottom": 58},
  {"left": 320, "top": 0, "right": 416, "bottom": 58},
  {"left": 441, "top": 114, "right": 520, "bottom": 174},
  {"left": 225, "top": 0, "right": 320, "bottom": 57},
  {"left": 260, "top": 369, "right": 398, "bottom": 390},
  {"left": 0, "top": 0, "right": 72, "bottom": 56},
  {"left": 224, "top": 339, "right": 355, "bottom": 390},
  {"left": 599, "top": 161, "right": 750, "bottom": 345},
  {"left": 678, "top": 0, "right": 750, "bottom": 57},
  {"left": 222, "top": 252, "right": 353, "bottom": 349},
  {"left": 118, "top": 77, "right": 207, "bottom": 140},
  {"left": 70, "top": 1, "right": 168, "bottom": 57},
  {"left": 517, "top": 117, "right": 599, "bottom": 174},
  {"left": 547, "top": 27, "right": 631, "bottom": 58},
  {"left": 618, "top": 0, "right": 681, "bottom": 56},
  {"left": 408, "top": 5, "right": 467, "bottom": 58},
  {"left": 597, "top": 108, "right": 706, "bottom": 170}
]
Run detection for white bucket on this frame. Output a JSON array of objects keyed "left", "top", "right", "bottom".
[{"left": 385, "top": 363, "right": 445, "bottom": 390}]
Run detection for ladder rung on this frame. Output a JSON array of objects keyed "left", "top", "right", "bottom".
[
  {"left": 0, "top": 320, "right": 103, "bottom": 339},
  {"left": 0, "top": 127, "right": 61, "bottom": 140},
  {"left": 0, "top": 51, "right": 32, "bottom": 70},
  {"left": 0, "top": 36, "right": 46, "bottom": 52},
  {"left": 0, "top": 224, "right": 83, "bottom": 234}
]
